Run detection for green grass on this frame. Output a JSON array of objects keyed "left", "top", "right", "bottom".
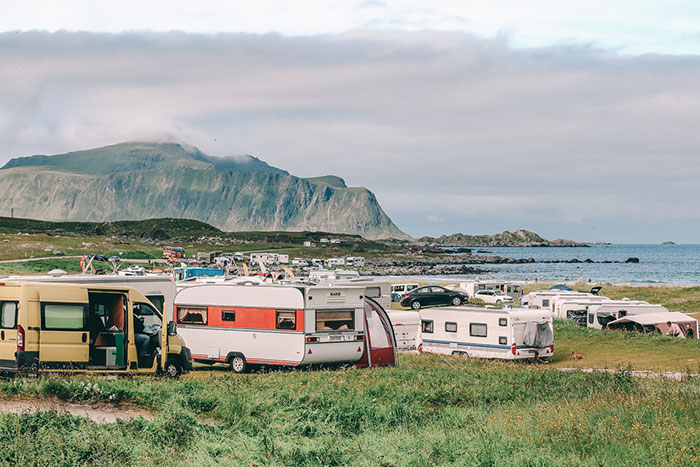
[{"left": 0, "top": 353, "right": 698, "bottom": 465}]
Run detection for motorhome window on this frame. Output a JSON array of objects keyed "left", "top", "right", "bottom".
[
  {"left": 365, "top": 287, "right": 381, "bottom": 298},
  {"left": 542, "top": 299, "right": 550, "bottom": 307},
  {"left": 315, "top": 310, "right": 352, "bottom": 331},
  {"left": 42, "top": 303, "right": 87, "bottom": 330},
  {"left": 146, "top": 295, "right": 165, "bottom": 314},
  {"left": 421, "top": 320, "right": 434, "bottom": 333},
  {"left": 499, "top": 318, "right": 507, "bottom": 327},
  {"left": 445, "top": 322, "right": 457, "bottom": 333},
  {"left": 277, "top": 311, "right": 297, "bottom": 330},
  {"left": 470, "top": 323, "right": 487, "bottom": 337},
  {"left": 0, "top": 302, "right": 17, "bottom": 329},
  {"left": 178, "top": 306, "right": 208, "bottom": 325},
  {"left": 499, "top": 336, "right": 507, "bottom": 345},
  {"left": 222, "top": 310, "right": 236, "bottom": 322}
]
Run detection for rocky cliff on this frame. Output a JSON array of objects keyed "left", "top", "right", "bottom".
[{"left": 0, "top": 142, "right": 409, "bottom": 240}]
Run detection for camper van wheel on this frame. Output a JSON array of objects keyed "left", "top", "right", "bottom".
[
  {"left": 451, "top": 297, "right": 462, "bottom": 306},
  {"left": 411, "top": 301, "right": 421, "bottom": 310},
  {"left": 230, "top": 355, "right": 247, "bottom": 374},
  {"left": 164, "top": 358, "right": 182, "bottom": 378}
]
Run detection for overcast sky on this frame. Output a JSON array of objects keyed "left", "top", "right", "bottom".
[{"left": 1, "top": 2, "right": 700, "bottom": 242}]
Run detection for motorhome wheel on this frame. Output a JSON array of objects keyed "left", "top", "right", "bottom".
[
  {"left": 230, "top": 355, "right": 247, "bottom": 373},
  {"left": 411, "top": 301, "right": 421, "bottom": 310},
  {"left": 164, "top": 358, "right": 182, "bottom": 378},
  {"left": 496, "top": 300, "right": 502, "bottom": 304},
  {"left": 451, "top": 297, "right": 462, "bottom": 306}
]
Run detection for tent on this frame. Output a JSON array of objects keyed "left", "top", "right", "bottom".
[
  {"left": 608, "top": 311, "right": 698, "bottom": 338},
  {"left": 355, "top": 298, "right": 398, "bottom": 367}
]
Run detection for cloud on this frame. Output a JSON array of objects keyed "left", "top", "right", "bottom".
[{"left": 1, "top": 30, "right": 699, "bottom": 242}]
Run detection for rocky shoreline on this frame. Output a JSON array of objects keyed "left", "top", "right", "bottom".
[{"left": 361, "top": 254, "right": 640, "bottom": 276}]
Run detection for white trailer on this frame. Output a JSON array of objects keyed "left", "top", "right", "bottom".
[
  {"left": 458, "top": 280, "right": 525, "bottom": 300},
  {"left": 173, "top": 284, "right": 369, "bottom": 372},
  {"left": 586, "top": 303, "right": 670, "bottom": 330},
  {"left": 419, "top": 306, "right": 554, "bottom": 360},
  {"left": 521, "top": 290, "right": 594, "bottom": 310},
  {"left": 552, "top": 296, "right": 613, "bottom": 321}
]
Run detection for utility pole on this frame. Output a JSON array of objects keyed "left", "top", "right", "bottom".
[{"left": 10, "top": 208, "right": 13, "bottom": 218}]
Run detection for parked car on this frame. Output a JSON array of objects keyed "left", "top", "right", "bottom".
[
  {"left": 472, "top": 290, "right": 514, "bottom": 304},
  {"left": 399, "top": 286, "right": 469, "bottom": 310}
]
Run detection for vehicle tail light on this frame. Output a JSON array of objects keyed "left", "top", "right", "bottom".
[
  {"left": 549, "top": 345, "right": 554, "bottom": 353},
  {"left": 401, "top": 295, "right": 409, "bottom": 300},
  {"left": 305, "top": 336, "right": 318, "bottom": 343},
  {"left": 17, "top": 325, "right": 25, "bottom": 352},
  {"left": 511, "top": 343, "right": 516, "bottom": 355},
  {"left": 418, "top": 343, "right": 423, "bottom": 354},
  {"left": 356, "top": 334, "right": 365, "bottom": 341}
]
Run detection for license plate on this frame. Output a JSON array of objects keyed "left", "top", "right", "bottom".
[{"left": 329, "top": 335, "right": 343, "bottom": 341}]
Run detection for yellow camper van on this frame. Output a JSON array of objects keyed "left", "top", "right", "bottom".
[{"left": 0, "top": 281, "right": 192, "bottom": 377}]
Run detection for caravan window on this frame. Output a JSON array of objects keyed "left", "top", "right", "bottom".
[
  {"left": 42, "top": 303, "right": 87, "bottom": 330},
  {"left": 177, "top": 306, "right": 208, "bottom": 325},
  {"left": 277, "top": 311, "right": 297, "bottom": 330},
  {"left": 365, "top": 287, "right": 381, "bottom": 298},
  {"left": 0, "top": 302, "right": 17, "bottom": 329},
  {"left": 421, "top": 320, "right": 434, "bottom": 333},
  {"left": 542, "top": 299, "right": 550, "bottom": 307},
  {"left": 315, "top": 310, "right": 351, "bottom": 331},
  {"left": 499, "top": 336, "right": 507, "bottom": 345},
  {"left": 222, "top": 310, "right": 236, "bottom": 322},
  {"left": 470, "top": 323, "right": 487, "bottom": 337},
  {"left": 445, "top": 322, "right": 457, "bottom": 333},
  {"left": 499, "top": 318, "right": 507, "bottom": 327}
]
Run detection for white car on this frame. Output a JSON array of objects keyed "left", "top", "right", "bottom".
[{"left": 472, "top": 290, "right": 514, "bottom": 304}]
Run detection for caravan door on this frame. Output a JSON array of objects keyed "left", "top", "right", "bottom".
[{"left": 38, "top": 287, "right": 90, "bottom": 368}]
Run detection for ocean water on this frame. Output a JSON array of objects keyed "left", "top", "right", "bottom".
[{"left": 400, "top": 244, "right": 700, "bottom": 285}]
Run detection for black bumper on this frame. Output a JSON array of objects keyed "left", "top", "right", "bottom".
[{"left": 180, "top": 347, "right": 193, "bottom": 372}]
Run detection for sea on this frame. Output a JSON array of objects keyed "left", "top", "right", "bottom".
[{"left": 383, "top": 244, "right": 700, "bottom": 286}]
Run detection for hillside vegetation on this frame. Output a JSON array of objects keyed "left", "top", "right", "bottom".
[{"left": 0, "top": 142, "right": 409, "bottom": 240}]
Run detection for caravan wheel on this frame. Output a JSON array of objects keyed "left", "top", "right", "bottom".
[{"left": 230, "top": 355, "right": 248, "bottom": 374}]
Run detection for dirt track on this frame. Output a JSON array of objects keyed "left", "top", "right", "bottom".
[{"left": 0, "top": 399, "right": 152, "bottom": 424}]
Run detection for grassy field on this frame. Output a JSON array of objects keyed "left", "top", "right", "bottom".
[{"left": 0, "top": 346, "right": 698, "bottom": 465}]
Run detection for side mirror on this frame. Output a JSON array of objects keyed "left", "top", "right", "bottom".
[{"left": 167, "top": 321, "right": 177, "bottom": 336}]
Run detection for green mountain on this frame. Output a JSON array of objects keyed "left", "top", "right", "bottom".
[{"left": 0, "top": 142, "right": 409, "bottom": 240}]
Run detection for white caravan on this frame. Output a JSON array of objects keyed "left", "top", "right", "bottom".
[
  {"left": 552, "top": 296, "right": 613, "bottom": 321},
  {"left": 173, "top": 284, "right": 368, "bottom": 372},
  {"left": 521, "top": 290, "right": 594, "bottom": 310},
  {"left": 458, "top": 281, "right": 524, "bottom": 300},
  {"left": 310, "top": 276, "right": 420, "bottom": 351},
  {"left": 419, "top": 306, "right": 554, "bottom": 360},
  {"left": 586, "top": 303, "right": 670, "bottom": 330}
]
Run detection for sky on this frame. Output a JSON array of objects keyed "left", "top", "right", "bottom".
[{"left": 1, "top": 1, "right": 700, "bottom": 242}]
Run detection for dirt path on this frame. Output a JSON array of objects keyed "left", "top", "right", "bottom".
[{"left": 0, "top": 399, "right": 152, "bottom": 424}]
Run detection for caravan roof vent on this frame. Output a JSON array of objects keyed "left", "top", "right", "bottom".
[{"left": 47, "top": 269, "right": 67, "bottom": 277}]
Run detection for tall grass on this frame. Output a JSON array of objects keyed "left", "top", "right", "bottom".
[{"left": 0, "top": 353, "right": 697, "bottom": 465}]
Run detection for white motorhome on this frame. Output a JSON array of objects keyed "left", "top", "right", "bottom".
[
  {"left": 458, "top": 281, "right": 525, "bottom": 300},
  {"left": 173, "top": 284, "right": 369, "bottom": 372},
  {"left": 4, "top": 274, "right": 177, "bottom": 320},
  {"left": 552, "top": 296, "right": 614, "bottom": 322},
  {"left": 586, "top": 303, "right": 670, "bottom": 330},
  {"left": 419, "top": 306, "right": 554, "bottom": 360}
]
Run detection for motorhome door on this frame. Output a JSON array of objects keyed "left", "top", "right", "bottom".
[{"left": 39, "top": 287, "right": 90, "bottom": 368}]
